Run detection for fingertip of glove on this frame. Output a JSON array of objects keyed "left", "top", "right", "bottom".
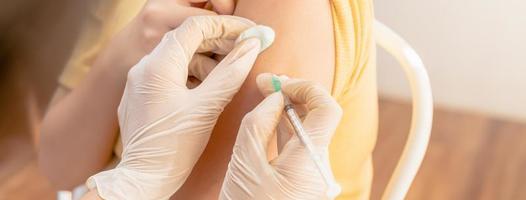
[
  {"left": 253, "top": 91, "right": 284, "bottom": 115},
  {"left": 256, "top": 73, "right": 275, "bottom": 96},
  {"left": 226, "top": 37, "right": 260, "bottom": 63},
  {"left": 267, "top": 90, "right": 284, "bottom": 103},
  {"left": 256, "top": 73, "right": 293, "bottom": 96},
  {"left": 242, "top": 37, "right": 262, "bottom": 50},
  {"left": 256, "top": 72, "right": 272, "bottom": 84}
]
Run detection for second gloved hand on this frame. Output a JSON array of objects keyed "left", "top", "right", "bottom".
[
  {"left": 220, "top": 73, "right": 343, "bottom": 200},
  {"left": 86, "top": 16, "right": 264, "bottom": 200}
]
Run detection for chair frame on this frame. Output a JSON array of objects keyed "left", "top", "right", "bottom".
[{"left": 374, "top": 20, "right": 434, "bottom": 200}]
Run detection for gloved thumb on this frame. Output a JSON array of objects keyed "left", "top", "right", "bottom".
[
  {"left": 234, "top": 92, "right": 284, "bottom": 166},
  {"left": 194, "top": 38, "right": 261, "bottom": 101}
]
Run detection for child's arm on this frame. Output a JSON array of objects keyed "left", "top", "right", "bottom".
[
  {"left": 40, "top": 43, "right": 134, "bottom": 189},
  {"left": 38, "top": 0, "right": 231, "bottom": 189}
]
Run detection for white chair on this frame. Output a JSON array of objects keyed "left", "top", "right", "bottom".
[{"left": 374, "top": 20, "right": 433, "bottom": 200}]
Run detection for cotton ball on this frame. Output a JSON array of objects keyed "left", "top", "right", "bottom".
[{"left": 235, "top": 25, "right": 275, "bottom": 53}]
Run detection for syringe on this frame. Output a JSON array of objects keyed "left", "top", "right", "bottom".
[{"left": 272, "top": 75, "right": 341, "bottom": 199}]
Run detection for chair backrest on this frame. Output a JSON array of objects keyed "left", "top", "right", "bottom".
[{"left": 374, "top": 20, "right": 434, "bottom": 200}]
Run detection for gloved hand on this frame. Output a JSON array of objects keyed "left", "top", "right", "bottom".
[
  {"left": 86, "top": 15, "right": 265, "bottom": 200},
  {"left": 220, "top": 73, "right": 343, "bottom": 200}
]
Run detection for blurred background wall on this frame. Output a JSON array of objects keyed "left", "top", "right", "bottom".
[{"left": 375, "top": 0, "right": 526, "bottom": 121}]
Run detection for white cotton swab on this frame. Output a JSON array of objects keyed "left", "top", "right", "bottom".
[{"left": 235, "top": 25, "right": 275, "bottom": 53}]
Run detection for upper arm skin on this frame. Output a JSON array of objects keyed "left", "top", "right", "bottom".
[
  {"left": 173, "top": 0, "right": 334, "bottom": 198},
  {"left": 234, "top": 0, "right": 335, "bottom": 87}
]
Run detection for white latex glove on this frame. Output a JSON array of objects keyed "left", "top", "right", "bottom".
[
  {"left": 220, "top": 73, "right": 343, "bottom": 200},
  {"left": 86, "top": 15, "right": 265, "bottom": 200}
]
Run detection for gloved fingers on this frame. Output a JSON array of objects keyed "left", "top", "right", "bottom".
[
  {"left": 194, "top": 38, "right": 260, "bottom": 102},
  {"left": 256, "top": 73, "right": 337, "bottom": 190},
  {"left": 197, "top": 39, "right": 235, "bottom": 55},
  {"left": 270, "top": 142, "right": 334, "bottom": 198},
  {"left": 220, "top": 92, "right": 283, "bottom": 199},
  {"left": 276, "top": 119, "right": 293, "bottom": 153},
  {"left": 256, "top": 73, "right": 290, "bottom": 96},
  {"left": 256, "top": 73, "right": 342, "bottom": 146},
  {"left": 171, "top": 15, "right": 255, "bottom": 63},
  {"left": 187, "top": 54, "right": 218, "bottom": 89},
  {"left": 145, "top": 15, "right": 255, "bottom": 86},
  {"left": 274, "top": 98, "right": 307, "bottom": 153},
  {"left": 235, "top": 92, "right": 284, "bottom": 165},
  {"left": 275, "top": 104, "right": 309, "bottom": 153},
  {"left": 256, "top": 73, "right": 293, "bottom": 151},
  {"left": 257, "top": 73, "right": 335, "bottom": 111},
  {"left": 213, "top": 54, "right": 227, "bottom": 62},
  {"left": 256, "top": 73, "right": 328, "bottom": 102},
  {"left": 188, "top": 54, "right": 218, "bottom": 81},
  {"left": 283, "top": 81, "right": 342, "bottom": 147},
  {"left": 186, "top": 78, "right": 200, "bottom": 89}
]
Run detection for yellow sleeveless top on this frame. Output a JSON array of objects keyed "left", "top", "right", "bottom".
[
  {"left": 330, "top": 1, "right": 377, "bottom": 199},
  {"left": 59, "top": 1, "right": 377, "bottom": 199}
]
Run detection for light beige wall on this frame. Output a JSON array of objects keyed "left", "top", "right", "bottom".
[{"left": 374, "top": 0, "right": 526, "bottom": 121}]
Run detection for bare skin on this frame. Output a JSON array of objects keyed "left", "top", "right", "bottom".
[{"left": 39, "top": 0, "right": 334, "bottom": 198}]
